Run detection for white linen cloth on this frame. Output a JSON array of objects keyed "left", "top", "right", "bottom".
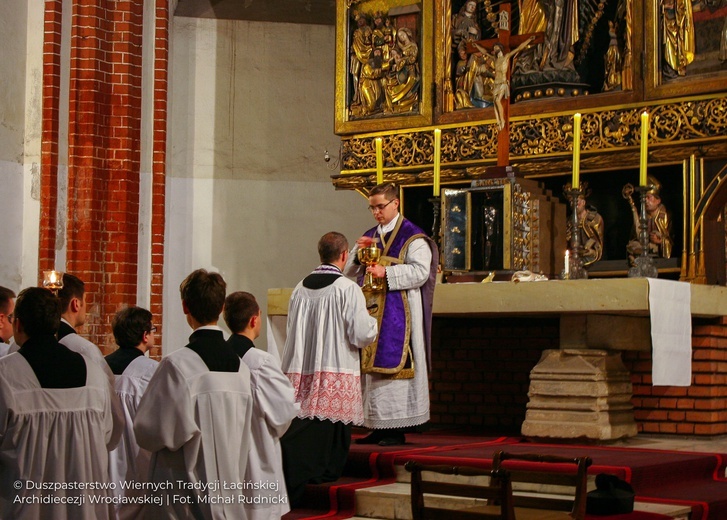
[
  {"left": 648, "top": 278, "right": 692, "bottom": 386},
  {"left": 108, "top": 355, "right": 158, "bottom": 520}
]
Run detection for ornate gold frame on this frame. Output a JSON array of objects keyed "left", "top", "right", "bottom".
[{"left": 334, "top": 0, "right": 433, "bottom": 135}]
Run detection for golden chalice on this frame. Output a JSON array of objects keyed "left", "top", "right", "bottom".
[{"left": 358, "top": 243, "right": 383, "bottom": 291}]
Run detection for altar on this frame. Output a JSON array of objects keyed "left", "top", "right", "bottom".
[{"left": 268, "top": 279, "right": 727, "bottom": 440}]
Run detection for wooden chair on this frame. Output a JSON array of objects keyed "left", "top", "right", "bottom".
[
  {"left": 490, "top": 451, "right": 592, "bottom": 520},
  {"left": 405, "top": 460, "right": 516, "bottom": 520}
]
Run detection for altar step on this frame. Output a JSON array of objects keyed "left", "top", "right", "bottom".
[{"left": 350, "top": 478, "right": 691, "bottom": 520}]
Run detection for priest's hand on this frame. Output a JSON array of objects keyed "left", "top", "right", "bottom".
[
  {"left": 367, "top": 264, "right": 386, "bottom": 278},
  {"left": 356, "top": 236, "right": 376, "bottom": 249}
]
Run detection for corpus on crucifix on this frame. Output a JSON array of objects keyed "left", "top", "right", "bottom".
[{"left": 466, "top": 3, "right": 543, "bottom": 167}]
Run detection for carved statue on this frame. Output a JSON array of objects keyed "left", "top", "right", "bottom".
[
  {"left": 452, "top": 0, "right": 481, "bottom": 50},
  {"left": 455, "top": 43, "right": 495, "bottom": 109},
  {"left": 474, "top": 36, "right": 536, "bottom": 131},
  {"left": 603, "top": 20, "right": 622, "bottom": 91},
  {"left": 623, "top": 179, "right": 673, "bottom": 262},
  {"left": 350, "top": 12, "right": 373, "bottom": 107},
  {"left": 540, "top": 0, "right": 578, "bottom": 71},
  {"left": 564, "top": 185, "right": 604, "bottom": 266},
  {"left": 661, "top": 0, "right": 695, "bottom": 77},
  {"left": 384, "top": 29, "right": 420, "bottom": 114},
  {"left": 353, "top": 47, "right": 387, "bottom": 117}
]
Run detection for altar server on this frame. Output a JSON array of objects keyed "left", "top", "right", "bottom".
[
  {"left": 134, "top": 269, "right": 253, "bottom": 519},
  {"left": 0, "top": 287, "right": 117, "bottom": 519},
  {"left": 105, "top": 306, "right": 159, "bottom": 519},
  {"left": 58, "top": 273, "right": 125, "bottom": 448},
  {"left": 345, "top": 182, "right": 438, "bottom": 446},
  {"left": 281, "top": 232, "right": 378, "bottom": 506},
  {"left": 224, "top": 291, "right": 299, "bottom": 519}
]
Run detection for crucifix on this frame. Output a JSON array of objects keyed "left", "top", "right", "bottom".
[{"left": 465, "top": 2, "right": 544, "bottom": 169}]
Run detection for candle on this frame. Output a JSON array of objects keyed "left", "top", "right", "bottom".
[
  {"left": 640, "top": 111, "right": 649, "bottom": 186},
  {"left": 572, "top": 113, "right": 581, "bottom": 190},
  {"left": 375, "top": 137, "right": 383, "bottom": 185},
  {"left": 433, "top": 129, "right": 441, "bottom": 196},
  {"left": 564, "top": 250, "right": 570, "bottom": 276}
]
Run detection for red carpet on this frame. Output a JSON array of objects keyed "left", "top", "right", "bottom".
[{"left": 283, "top": 431, "right": 727, "bottom": 520}]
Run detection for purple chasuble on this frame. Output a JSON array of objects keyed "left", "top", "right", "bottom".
[{"left": 361, "top": 217, "right": 438, "bottom": 372}]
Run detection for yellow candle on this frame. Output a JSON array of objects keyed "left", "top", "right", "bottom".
[
  {"left": 433, "top": 129, "right": 441, "bottom": 196},
  {"left": 640, "top": 111, "right": 649, "bottom": 186},
  {"left": 572, "top": 113, "right": 581, "bottom": 190},
  {"left": 375, "top": 137, "right": 383, "bottom": 185}
]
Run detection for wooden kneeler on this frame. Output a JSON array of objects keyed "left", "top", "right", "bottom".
[
  {"left": 405, "top": 460, "right": 516, "bottom": 520},
  {"left": 491, "top": 451, "right": 592, "bottom": 520}
]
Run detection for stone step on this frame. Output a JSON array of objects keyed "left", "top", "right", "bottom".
[{"left": 352, "top": 481, "right": 692, "bottom": 520}]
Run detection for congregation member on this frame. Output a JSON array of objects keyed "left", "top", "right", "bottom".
[
  {"left": 105, "top": 306, "right": 159, "bottom": 519},
  {"left": 345, "top": 182, "right": 438, "bottom": 446},
  {"left": 134, "top": 269, "right": 253, "bottom": 519},
  {"left": 0, "top": 286, "right": 15, "bottom": 355},
  {"left": 224, "top": 291, "right": 299, "bottom": 519},
  {"left": 0, "top": 287, "right": 118, "bottom": 519},
  {"left": 281, "top": 232, "right": 378, "bottom": 507}
]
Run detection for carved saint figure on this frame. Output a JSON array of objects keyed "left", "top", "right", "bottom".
[
  {"left": 624, "top": 180, "right": 673, "bottom": 261},
  {"left": 661, "top": 0, "right": 695, "bottom": 77},
  {"left": 356, "top": 47, "right": 387, "bottom": 116},
  {"left": 350, "top": 12, "right": 373, "bottom": 106},
  {"left": 603, "top": 20, "right": 622, "bottom": 91},
  {"left": 384, "top": 28, "right": 420, "bottom": 114},
  {"left": 453, "top": 0, "right": 481, "bottom": 49},
  {"left": 540, "top": 0, "right": 578, "bottom": 71},
  {"left": 565, "top": 189, "right": 604, "bottom": 266}
]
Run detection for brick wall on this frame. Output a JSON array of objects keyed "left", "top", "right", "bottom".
[
  {"left": 624, "top": 316, "right": 727, "bottom": 436},
  {"left": 40, "top": 0, "right": 168, "bottom": 355},
  {"left": 430, "top": 316, "right": 560, "bottom": 434},
  {"left": 432, "top": 315, "right": 727, "bottom": 436}
]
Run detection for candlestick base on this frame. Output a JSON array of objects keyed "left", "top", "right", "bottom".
[
  {"left": 561, "top": 188, "right": 588, "bottom": 280},
  {"left": 561, "top": 256, "right": 588, "bottom": 280}
]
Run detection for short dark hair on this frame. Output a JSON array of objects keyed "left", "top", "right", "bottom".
[
  {"left": 112, "top": 306, "right": 153, "bottom": 349},
  {"left": 0, "top": 286, "right": 15, "bottom": 315},
  {"left": 223, "top": 292, "right": 260, "bottom": 334},
  {"left": 179, "top": 269, "right": 226, "bottom": 325},
  {"left": 318, "top": 232, "right": 349, "bottom": 264},
  {"left": 14, "top": 287, "right": 61, "bottom": 337},
  {"left": 369, "top": 182, "right": 399, "bottom": 201},
  {"left": 58, "top": 273, "right": 85, "bottom": 313}
]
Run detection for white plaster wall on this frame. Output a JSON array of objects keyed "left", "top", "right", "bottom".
[
  {"left": 0, "top": 0, "right": 43, "bottom": 292},
  {"left": 165, "top": 18, "right": 369, "bottom": 354}
]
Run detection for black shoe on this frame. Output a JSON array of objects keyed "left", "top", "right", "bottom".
[
  {"left": 355, "top": 431, "right": 384, "bottom": 444},
  {"left": 378, "top": 433, "right": 406, "bottom": 446}
]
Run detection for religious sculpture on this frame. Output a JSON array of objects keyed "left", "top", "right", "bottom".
[
  {"left": 452, "top": 0, "right": 481, "bottom": 50},
  {"left": 564, "top": 183, "right": 604, "bottom": 266},
  {"left": 350, "top": 11, "right": 373, "bottom": 108},
  {"left": 474, "top": 36, "right": 536, "bottom": 131},
  {"left": 661, "top": 0, "right": 695, "bottom": 77},
  {"left": 455, "top": 42, "right": 495, "bottom": 109},
  {"left": 352, "top": 47, "right": 387, "bottom": 117},
  {"left": 383, "top": 28, "right": 420, "bottom": 114},
  {"left": 603, "top": 20, "right": 622, "bottom": 92},
  {"left": 623, "top": 179, "right": 673, "bottom": 262}
]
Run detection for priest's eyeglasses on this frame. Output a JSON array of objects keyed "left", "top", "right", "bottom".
[{"left": 368, "top": 200, "right": 395, "bottom": 213}]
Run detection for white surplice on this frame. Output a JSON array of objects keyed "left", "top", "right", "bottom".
[
  {"left": 134, "top": 346, "right": 253, "bottom": 520},
  {"left": 281, "top": 267, "right": 378, "bottom": 425},
  {"left": 0, "top": 351, "right": 117, "bottom": 519},
  {"left": 345, "top": 220, "right": 432, "bottom": 430},
  {"left": 59, "top": 328, "right": 126, "bottom": 448},
  {"left": 108, "top": 355, "right": 159, "bottom": 520},
  {"left": 240, "top": 347, "right": 299, "bottom": 520}
]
